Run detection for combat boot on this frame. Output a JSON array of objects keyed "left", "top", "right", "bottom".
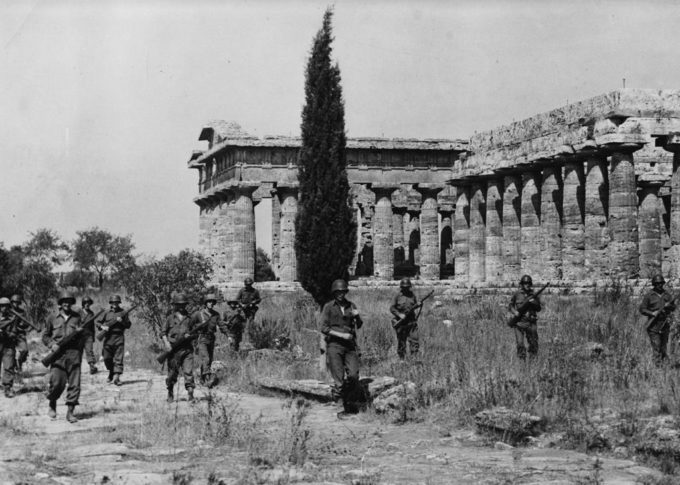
[
  {"left": 48, "top": 400, "right": 57, "bottom": 419},
  {"left": 66, "top": 404, "right": 77, "bottom": 423},
  {"left": 187, "top": 388, "right": 195, "bottom": 403},
  {"left": 107, "top": 371, "right": 114, "bottom": 384},
  {"left": 113, "top": 374, "right": 122, "bottom": 386},
  {"left": 89, "top": 364, "right": 98, "bottom": 375},
  {"left": 4, "top": 387, "right": 15, "bottom": 398},
  {"left": 166, "top": 388, "right": 174, "bottom": 403}
]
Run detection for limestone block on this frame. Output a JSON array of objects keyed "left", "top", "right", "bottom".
[
  {"left": 279, "top": 189, "right": 298, "bottom": 282},
  {"left": 419, "top": 190, "right": 441, "bottom": 279},
  {"left": 469, "top": 182, "right": 486, "bottom": 283},
  {"left": 608, "top": 151, "right": 639, "bottom": 278},
  {"left": 474, "top": 406, "right": 543, "bottom": 439},
  {"left": 232, "top": 186, "right": 257, "bottom": 282},
  {"left": 520, "top": 172, "right": 542, "bottom": 277},
  {"left": 585, "top": 158, "right": 610, "bottom": 279},
  {"left": 271, "top": 192, "right": 281, "bottom": 274},
  {"left": 562, "top": 162, "right": 586, "bottom": 280},
  {"left": 454, "top": 187, "right": 470, "bottom": 281},
  {"left": 373, "top": 381, "right": 417, "bottom": 413},
  {"left": 540, "top": 166, "right": 562, "bottom": 280},
  {"left": 373, "top": 189, "right": 394, "bottom": 280},
  {"left": 502, "top": 175, "right": 521, "bottom": 282},
  {"left": 638, "top": 184, "right": 662, "bottom": 278}
]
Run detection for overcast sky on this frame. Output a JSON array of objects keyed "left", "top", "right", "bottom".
[{"left": 1, "top": 0, "right": 677, "bottom": 258}]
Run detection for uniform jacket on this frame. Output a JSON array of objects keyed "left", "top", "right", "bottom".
[
  {"left": 80, "top": 308, "right": 95, "bottom": 336},
  {"left": 42, "top": 311, "right": 83, "bottom": 352},
  {"left": 390, "top": 292, "right": 418, "bottom": 324},
  {"left": 164, "top": 311, "right": 194, "bottom": 346},
  {"left": 237, "top": 287, "right": 261, "bottom": 314},
  {"left": 320, "top": 298, "right": 363, "bottom": 346},
  {"left": 97, "top": 309, "right": 132, "bottom": 338},
  {"left": 12, "top": 307, "right": 29, "bottom": 336},
  {"left": 640, "top": 290, "right": 676, "bottom": 333},
  {"left": 190, "top": 308, "right": 224, "bottom": 343},
  {"left": 509, "top": 290, "right": 542, "bottom": 328},
  {"left": 0, "top": 313, "right": 18, "bottom": 343}
]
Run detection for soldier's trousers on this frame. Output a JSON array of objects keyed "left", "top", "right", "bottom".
[
  {"left": 514, "top": 324, "right": 538, "bottom": 360},
  {"left": 395, "top": 324, "right": 419, "bottom": 359},
  {"left": 102, "top": 335, "right": 125, "bottom": 375},
  {"left": 15, "top": 334, "right": 28, "bottom": 369},
  {"left": 0, "top": 341, "right": 15, "bottom": 390},
  {"left": 82, "top": 333, "right": 96, "bottom": 366},
  {"left": 166, "top": 347, "right": 195, "bottom": 390},
  {"left": 47, "top": 350, "right": 81, "bottom": 405},
  {"left": 229, "top": 319, "right": 244, "bottom": 351},
  {"left": 648, "top": 330, "right": 669, "bottom": 366},
  {"left": 326, "top": 340, "right": 359, "bottom": 399},
  {"left": 195, "top": 339, "right": 215, "bottom": 379}
]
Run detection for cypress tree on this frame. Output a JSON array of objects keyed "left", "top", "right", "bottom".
[{"left": 296, "top": 8, "right": 356, "bottom": 306}]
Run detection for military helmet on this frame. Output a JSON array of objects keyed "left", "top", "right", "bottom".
[
  {"left": 520, "top": 274, "right": 533, "bottom": 285},
  {"left": 244, "top": 277, "right": 254, "bottom": 286},
  {"left": 172, "top": 292, "right": 188, "bottom": 305},
  {"left": 652, "top": 274, "right": 666, "bottom": 285},
  {"left": 57, "top": 291, "right": 76, "bottom": 304},
  {"left": 331, "top": 279, "right": 349, "bottom": 293},
  {"left": 81, "top": 296, "right": 94, "bottom": 305},
  {"left": 203, "top": 293, "right": 218, "bottom": 303},
  {"left": 109, "top": 295, "right": 122, "bottom": 304},
  {"left": 10, "top": 294, "right": 22, "bottom": 303},
  {"left": 0, "top": 298, "right": 10, "bottom": 306},
  {"left": 400, "top": 278, "right": 412, "bottom": 288}
]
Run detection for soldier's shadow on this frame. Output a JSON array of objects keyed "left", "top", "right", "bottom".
[{"left": 116, "top": 379, "right": 148, "bottom": 386}]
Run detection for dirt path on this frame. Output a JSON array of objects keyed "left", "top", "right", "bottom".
[{"left": 0, "top": 364, "right": 661, "bottom": 484}]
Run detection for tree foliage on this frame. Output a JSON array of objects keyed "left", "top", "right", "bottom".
[
  {"left": 73, "top": 227, "right": 135, "bottom": 288},
  {"left": 255, "top": 247, "right": 276, "bottom": 282},
  {"left": 295, "top": 8, "right": 356, "bottom": 306},
  {"left": 23, "top": 228, "right": 70, "bottom": 266},
  {"left": 120, "top": 250, "right": 214, "bottom": 337}
]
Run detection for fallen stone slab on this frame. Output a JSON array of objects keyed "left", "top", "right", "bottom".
[
  {"left": 255, "top": 376, "right": 399, "bottom": 402},
  {"left": 474, "top": 406, "right": 543, "bottom": 441},
  {"left": 66, "top": 443, "right": 131, "bottom": 459}
]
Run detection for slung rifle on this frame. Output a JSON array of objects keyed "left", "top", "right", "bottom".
[
  {"left": 10, "top": 310, "right": 41, "bottom": 332},
  {"left": 156, "top": 317, "right": 211, "bottom": 364},
  {"left": 95, "top": 305, "right": 138, "bottom": 341},
  {"left": 391, "top": 290, "right": 435, "bottom": 331},
  {"left": 42, "top": 309, "right": 105, "bottom": 367},
  {"left": 645, "top": 291, "right": 680, "bottom": 332},
  {"left": 506, "top": 283, "right": 550, "bottom": 328}
]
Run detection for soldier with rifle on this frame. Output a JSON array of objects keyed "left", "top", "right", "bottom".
[
  {"left": 390, "top": 278, "right": 433, "bottom": 359},
  {"left": 320, "top": 279, "right": 363, "bottom": 417},
  {"left": 639, "top": 274, "right": 677, "bottom": 367},
  {"left": 162, "top": 293, "right": 196, "bottom": 403},
  {"left": 10, "top": 295, "right": 30, "bottom": 380},
  {"left": 190, "top": 293, "right": 228, "bottom": 388},
  {"left": 0, "top": 298, "right": 18, "bottom": 398},
  {"left": 80, "top": 296, "right": 98, "bottom": 375},
  {"left": 508, "top": 275, "right": 543, "bottom": 360},
  {"left": 42, "top": 292, "right": 84, "bottom": 422},
  {"left": 96, "top": 295, "right": 132, "bottom": 385},
  {"left": 236, "top": 277, "right": 261, "bottom": 335}
]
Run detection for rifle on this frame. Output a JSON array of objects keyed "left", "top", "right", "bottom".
[
  {"left": 227, "top": 298, "right": 263, "bottom": 314},
  {"left": 95, "top": 305, "right": 138, "bottom": 341},
  {"left": 645, "top": 293, "right": 680, "bottom": 332},
  {"left": 506, "top": 283, "right": 550, "bottom": 328},
  {"left": 10, "top": 310, "right": 41, "bottom": 332},
  {"left": 156, "top": 317, "right": 211, "bottom": 364},
  {"left": 42, "top": 309, "right": 105, "bottom": 367},
  {"left": 391, "top": 290, "right": 435, "bottom": 331}
]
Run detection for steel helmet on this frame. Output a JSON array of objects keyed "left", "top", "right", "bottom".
[
  {"left": 0, "top": 298, "right": 10, "bottom": 306},
  {"left": 109, "top": 295, "right": 122, "bottom": 304},
  {"left": 203, "top": 293, "right": 218, "bottom": 303},
  {"left": 172, "top": 292, "right": 188, "bottom": 305},
  {"left": 244, "top": 277, "right": 254, "bottom": 286},
  {"left": 520, "top": 275, "right": 533, "bottom": 285},
  {"left": 10, "top": 294, "right": 22, "bottom": 303},
  {"left": 652, "top": 274, "right": 666, "bottom": 285},
  {"left": 57, "top": 292, "right": 76, "bottom": 304},
  {"left": 331, "top": 279, "right": 349, "bottom": 293},
  {"left": 81, "top": 296, "right": 94, "bottom": 305},
  {"left": 400, "top": 278, "right": 412, "bottom": 288}
]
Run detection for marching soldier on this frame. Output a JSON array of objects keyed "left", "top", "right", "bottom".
[
  {"left": 10, "top": 294, "right": 29, "bottom": 379},
  {"left": 236, "top": 277, "right": 261, "bottom": 330},
  {"left": 639, "top": 274, "right": 676, "bottom": 367},
  {"left": 96, "top": 295, "right": 131, "bottom": 385},
  {"left": 320, "top": 279, "right": 363, "bottom": 417},
  {"left": 509, "top": 274, "right": 542, "bottom": 360},
  {"left": 0, "top": 298, "right": 17, "bottom": 398},
  {"left": 42, "top": 292, "right": 83, "bottom": 422},
  {"left": 80, "top": 296, "right": 98, "bottom": 374},
  {"left": 390, "top": 278, "right": 419, "bottom": 359},
  {"left": 163, "top": 293, "right": 195, "bottom": 403},
  {"left": 191, "top": 293, "right": 227, "bottom": 388}
]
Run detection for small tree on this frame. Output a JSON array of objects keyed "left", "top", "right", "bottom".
[
  {"left": 295, "top": 8, "right": 356, "bottom": 306},
  {"left": 255, "top": 247, "right": 276, "bottom": 282},
  {"left": 73, "top": 227, "right": 135, "bottom": 288},
  {"left": 120, "top": 250, "right": 213, "bottom": 337},
  {"left": 23, "top": 228, "right": 70, "bottom": 265}
]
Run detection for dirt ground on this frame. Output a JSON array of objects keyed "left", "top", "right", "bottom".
[{"left": 0, "top": 362, "right": 663, "bottom": 485}]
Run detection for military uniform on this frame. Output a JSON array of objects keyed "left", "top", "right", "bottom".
[
  {"left": 509, "top": 288, "right": 541, "bottom": 360},
  {"left": 80, "top": 306, "right": 98, "bottom": 373},
  {"left": 390, "top": 291, "right": 419, "bottom": 358},
  {"left": 0, "top": 307, "right": 17, "bottom": 397},
  {"left": 97, "top": 308, "right": 131, "bottom": 381},
  {"left": 223, "top": 306, "right": 246, "bottom": 351},
  {"left": 190, "top": 305, "right": 227, "bottom": 386},
  {"left": 11, "top": 303, "right": 29, "bottom": 375},
  {"left": 237, "top": 283, "right": 261, "bottom": 328},
  {"left": 42, "top": 310, "right": 83, "bottom": 409},
  {"left": 640, "top": 288, "right": 676, "bottom": 366},
  {"left": 164, "top": 310, "right": 195, "bottom": 397}
]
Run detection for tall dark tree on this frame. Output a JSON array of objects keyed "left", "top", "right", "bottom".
[{"left": 296, "top": 8, "right": 356, "bottom": 306}]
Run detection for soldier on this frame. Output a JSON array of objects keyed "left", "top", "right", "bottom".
[
  {"left": 10, "top": 294, "right": 29, "bottom": 380},
  {"left": 509, "top": 274, "right": 542, "bottom": 360},
  {"left": 390, "top": 278, "right": 419, "bottom": 359},
  {"left": 0, "top": 298, "right": 17, "bottom": 398},
  {"left": 320, "top": 279, "right": 363, "bottom": 417},
  {"left": 236, "top": 277, "right": 261, "bottom": 330},
  {"left": 42, "top": 292, "right": 83, "bottom": 422},
  {"left": 639, "top": 274, "right": 677, "bottom": 367},
  {"left": 163, "top": 293, "right": 195, "bottom": 403},
  {"left": 80, "top": 296, "right": 98, "bottom": 375},
  {"left": 96, "top": 295, "right": 131, "bottom": 385},
  {"left": 191, "top": 293, "right": 227, "bottom": 388}
]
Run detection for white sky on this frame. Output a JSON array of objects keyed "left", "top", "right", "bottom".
[{"left": 1, "top": 0, "right": 678, "bottom": 258}]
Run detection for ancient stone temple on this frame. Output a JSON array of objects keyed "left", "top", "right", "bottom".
[{"left": 189, "top": 89, "right": 680, "bottom": 286}]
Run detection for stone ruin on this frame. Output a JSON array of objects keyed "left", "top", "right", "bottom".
[{"left": 188, "top": 89, "right": 680, "bottom": 288}]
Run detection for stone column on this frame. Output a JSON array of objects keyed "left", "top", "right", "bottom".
[
  {"left": 418, "top": 186, "right": 442, "bottom": 279},
  {"left": 454, "top": 185, "right": 470, "bottom": 282},
  {"left": 562, "top": 161, "right": 586, "bottom": 281},
  {"left": 485, "top": 179, "right": 503, "bottom": 283},
  {"left": 661, "top": 134, "right": 680, "bottom": 277},
  {"left": 638, "top": 181, "right": 663, "bottom": 278},
  {"left": 277, "top": 187, "right": 298, "bottom": 282},
  {"left": 392, "top": 207, "right": 406, "bottom": 266},
  {"left": 213, "top": 191, "right": 233, "bottom": 284},
  {"left": 373, "top": 186, "right": 395, "bottom": 280},
  {"left": 468, "top": 182, "right": 486, "bottom": 283},
  {"left": 540, "top": 165, "right": 562, "bottom": 280},
  {"left": 232, "top": 185, "right": 257, "bottom": 282},
  {"left": 440, "top": 210, "right": 454, "bottom": 277},
  {"left": 521, "top": 171, "right": 542, "bottom": 278},
  {"left": 402, "top": 211, "right": 411, "bottom": 264},
  {"left": 608, "top": 146, "right": 641, "bottom": 279},
  {"left": 271, "top": 190, "right": 281, "bottom": 276},
  {"left": 502, "top": 174, "right": 521, "bottom": 283},
  {"left": 584, "top": 157, "right": 609, "bottom": 279}
]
